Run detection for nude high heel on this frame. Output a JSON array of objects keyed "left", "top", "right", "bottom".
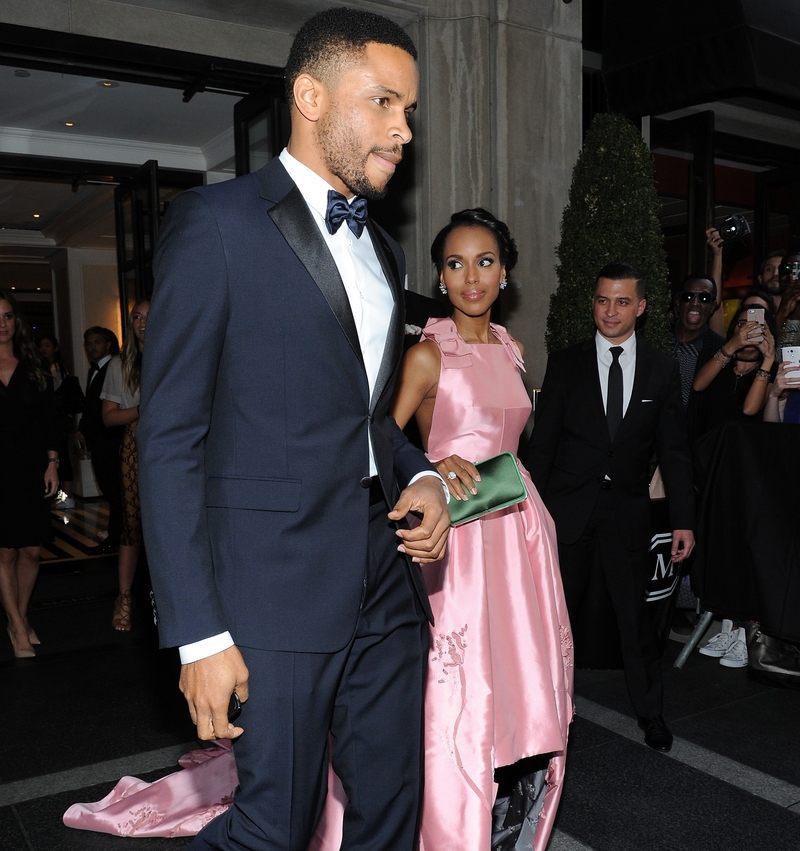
[{"left": 7, "top": 626, "right": 35, "bottom": 658}]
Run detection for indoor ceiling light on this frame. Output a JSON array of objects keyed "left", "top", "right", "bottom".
[
  {"left": 64, "top": 121, "right": 75, "bottom": 127},
  {"left": 14, "top": 69, "right": 31, "bottom": 78},
  {"left": 33, "top": 213, "right": 40, "bottom": 218},
  {"left": 97, "top": 80, "right": 120, "bottom": 88}
]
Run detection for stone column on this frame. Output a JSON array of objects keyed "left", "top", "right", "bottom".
[{"left": 415, "top": 0, "right": 583, "bottom": 385}]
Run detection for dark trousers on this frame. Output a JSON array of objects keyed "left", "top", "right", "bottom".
[
  {"left": 558, "top": 489, "right": 663, "bottom": 720},
  {"left": 89, "top": 437, "right": 122, "bottom": 545},
  {"left": 190, "top": 498, "right": 430, "bottom": 851}
]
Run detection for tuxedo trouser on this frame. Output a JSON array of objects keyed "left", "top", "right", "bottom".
[
  {"left": 557, "top": 489, "right": 663, "bottom": 720},
  {"left": 88, "top": 437, "right": 123, "bottom": 545},
  {"left": 190, "top": 498, "right": 430, "bottom": 851}
]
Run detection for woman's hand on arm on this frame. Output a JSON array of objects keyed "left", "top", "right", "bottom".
[
  {"left": 102, "top": 399, "right": 139, "bottom": 427},
  {"left": 433, "top": 454, "right": 480, "bottom": 501}
]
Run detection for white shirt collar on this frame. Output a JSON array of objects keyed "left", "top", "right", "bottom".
[
  {"left": 278, "top": 148, "right": 356, "bottom": 221},
  {"left": 595, "top": 330, "right": 637, "bottom": 361},
  {"left": 96, "top": 354, "right": 112, "bottom": 370}
]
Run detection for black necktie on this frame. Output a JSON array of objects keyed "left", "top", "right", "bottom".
[
  {"left": 324, "top": 190, "right": 368, "bottom": 238},
  {"left": 607, "top": 346, "right": 624, "bottom": 441}
]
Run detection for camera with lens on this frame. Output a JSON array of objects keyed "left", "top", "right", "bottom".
[{"left": 718, "top": 214, "right": 751, "bottom": 242}]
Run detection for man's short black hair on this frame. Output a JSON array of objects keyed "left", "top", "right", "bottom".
[
  {"left": 595, "top": 262, "right": 646, "bottom": 301},
  {"left": 284, "top": 8, "right": 417, "bottom": 103},
  {"left": 681, "top": 272, "right": 717, "bottom": 301}
]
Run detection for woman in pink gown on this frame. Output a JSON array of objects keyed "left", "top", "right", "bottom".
[{"left": 390, "top": 208, "right": 574, "bottom": 850}]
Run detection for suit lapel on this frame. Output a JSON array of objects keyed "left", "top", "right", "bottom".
[
  {"left": 581, "top": 340, "right": 609, "bottom": 442},
  {"left": 367, "top": 221, "right": 403, "bottom": 414},
  {"left": 268, "top": 183, "right": 364, "bottom": 370}
]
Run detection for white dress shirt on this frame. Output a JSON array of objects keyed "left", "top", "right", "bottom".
[
  {"left": 180, "top": 151, "right": 440, "bottom": 664},
  {"left": 595, "top": 331, "right": 637, "bottom": 416}
]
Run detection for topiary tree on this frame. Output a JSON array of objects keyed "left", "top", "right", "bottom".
[{"left": 546, "top": 112, "right": 671, "bottom": 354}]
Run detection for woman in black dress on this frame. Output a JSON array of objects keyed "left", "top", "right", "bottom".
[{"left": 0, "top": 290, "right": 58, "bottom": 658}]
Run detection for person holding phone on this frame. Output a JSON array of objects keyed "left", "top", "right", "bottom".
[
  {"left": 776, "top": 251, "right": 800, "bottom": 348},
  {"left": 764, "top": 353, "right": 800, "bottom": 424},
  {"left": 688, "top": 303, "right": 776, "bottom": 469}
]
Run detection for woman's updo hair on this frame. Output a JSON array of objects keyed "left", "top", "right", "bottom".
[{"left": 431, "top": 208, "right": 518, "bottom": 277}]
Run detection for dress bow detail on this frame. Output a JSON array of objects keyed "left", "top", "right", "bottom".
[
  {"left": 421, "top": 318, "right": 473, "bottom": 368},
  {"left": 324, "top": 190, "right": 368, "bottom": 238},
  {"left": 421, "top": 318, "right": 526, "bottom": 373}
]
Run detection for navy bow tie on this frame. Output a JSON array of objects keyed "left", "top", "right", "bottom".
[{"left": 325, "top": 190, "right": 368, "bottom": 239}]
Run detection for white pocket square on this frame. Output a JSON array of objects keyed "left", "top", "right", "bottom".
[{"left": 641, "top": 399, "right": 654, "bottom": 403}]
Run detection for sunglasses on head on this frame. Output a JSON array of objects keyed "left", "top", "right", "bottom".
[{"left": 679, "top": 291, "right": 714, "bottom": 304}]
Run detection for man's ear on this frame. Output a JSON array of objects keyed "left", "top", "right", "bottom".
[
  {"left": 292, "top": 73, "right": 327, "bottom": 123},
  {"left": 636, "top": 299, "right": 647, "bottom": 318}
]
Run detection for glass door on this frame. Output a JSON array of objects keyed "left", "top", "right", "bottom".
[
  {"left": 114, "top": 159, "right": 159, "bottom": 331},
  {"left": 233, "top": 82, "right": 289, "bottom": 176}
]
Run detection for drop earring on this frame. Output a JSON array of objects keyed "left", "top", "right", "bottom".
[
  {"left": 500, "top": 277, "right": 508, "bottom": 290},
  {"left": 439, "top": 281, "right": 447, "bottom": 295}
]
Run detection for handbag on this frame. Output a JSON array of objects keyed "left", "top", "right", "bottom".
[{"left": 447, "top": 451, "right": 528, "bottom": 526}]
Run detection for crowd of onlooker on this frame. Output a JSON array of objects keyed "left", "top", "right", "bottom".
[{"left": 667, "top": 230, "right": 800, "bottom": 671}]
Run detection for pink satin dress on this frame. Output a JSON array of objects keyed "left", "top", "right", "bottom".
[
  {"left": 310, "top": 317, "right": 574, "bottom": 851},
  {"left": 63, "top": 740, "right": 237, "bottom": 838},
  {"left": 415, "top": 317, "right": 573, "bottom": 850}
]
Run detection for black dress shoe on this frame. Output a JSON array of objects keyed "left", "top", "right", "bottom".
[{"left": 637, "top": 715, "right": 673, "bottom": 752}]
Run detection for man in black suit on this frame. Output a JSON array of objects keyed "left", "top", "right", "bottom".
[
  {"left": 138, "top": 9, "right": 449, "bottom": 850},
  {"left": 524, "top": 262, "right": 695, "bottom": 752},
  {"left": 75, "top": 326, "right": 122, "bottom": 552}
]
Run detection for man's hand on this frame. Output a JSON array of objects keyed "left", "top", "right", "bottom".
[
  {"left": 671, "top": 529, "right": 695, "bottom": 563},
  {"left": 179, "top": 645, "right": 250, "bottom": 741},
  {"left": 389, "top": 476, "right": 450, "bottom": 563}
]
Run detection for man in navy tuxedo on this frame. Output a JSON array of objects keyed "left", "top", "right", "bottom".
[
  {"left": 138, "top": 9, "right": 449, "bottom": 850},
  {"left": 524, "top": 262, "right": 695, "bottom": 753}
]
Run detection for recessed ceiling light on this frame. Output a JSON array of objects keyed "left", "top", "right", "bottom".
[
  {"left": 97, "top": 80, "right": 120, "bottom": 88},
  {"left": 64, "top": 121, "right": 75, "bottom": 127},
  {"left": 14, "top": 69, "right": 31, "bottom": 78},
  {"left": 33, "top": 213, "right": 40, "bottom": 218}
]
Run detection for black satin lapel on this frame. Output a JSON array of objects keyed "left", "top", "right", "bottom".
[
  {"left": 269, "top": 187, "right": 363, "bottom": 367},
  {"left": 583, "top": 342, "right": 609, "bottom": 441},
  {"left": 368, "top": 222, "right": 403, "bottom": 413},
  {"left": 624, "top": 343, "right": 649, "bottom": 427}
]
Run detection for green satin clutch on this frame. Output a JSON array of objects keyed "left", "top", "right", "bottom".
[{"left": 447, "top": 451, "right": 528, "bottom": 526}]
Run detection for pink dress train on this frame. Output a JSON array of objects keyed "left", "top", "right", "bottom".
[{"left": 63, "top": 740, "right": 237, "bottom": 838}]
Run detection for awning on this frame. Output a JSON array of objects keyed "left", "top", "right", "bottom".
[{"left": 602, "top": 0, "right": 800, "bottom": 116}]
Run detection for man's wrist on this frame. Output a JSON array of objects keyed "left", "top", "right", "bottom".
[
  {"left": 409, "top": 470, "right": 450, "bottom": 503},
  {"left": 179, "top": 632, "right": 234, "bottom": 664}
]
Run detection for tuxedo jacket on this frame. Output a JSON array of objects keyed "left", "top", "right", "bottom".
[
  {"left": 525, "top": 336, "right": 695, "bottom": 549},
  {"left": 138, "top": 158, "right": 434, "bottom": 654},
  {"left": 78, "top": 361, "right": 123, "bottom": 446}
]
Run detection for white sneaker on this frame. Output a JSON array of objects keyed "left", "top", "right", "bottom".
[
  {"left": 699, "top": 619, "right": 734, "bottom": 657},
  {"left": 720, "top": 627, "right": 748, "bottom": 668}
]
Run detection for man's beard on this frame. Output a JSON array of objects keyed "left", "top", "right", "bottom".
[{"left": 318, "top": 108, "right": 399, "bottom": 201}]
